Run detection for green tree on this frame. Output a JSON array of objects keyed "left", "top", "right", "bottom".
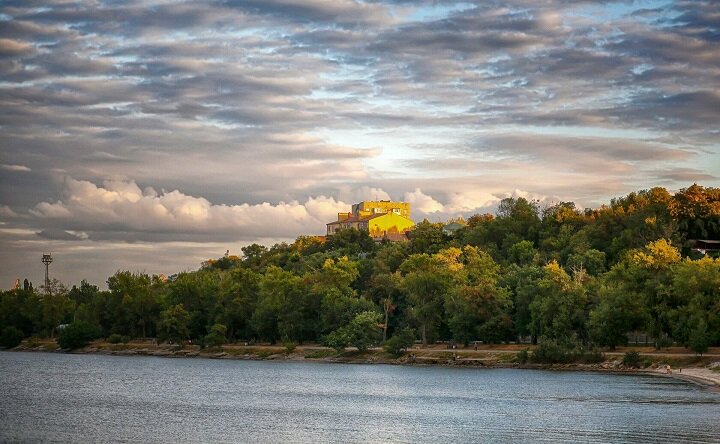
[
  {"left": 252, "top": 266, "right": 314, "bottom": 343},
  {"left": 625, "top": 239, "right": 682, "bottom": 347},
  {"left": 409, "top": 220, "right": 448, "bottom": 254},
  {"left": 311, "top": 257, "right": 373, "bottom": 336},
  {"left": 588, "top": 285, "right": 647, "bottom": 349},
  {"left": 400, "top": 253, "right": 453, "bottom": 346},
  {"left": 158, "top": 304, "right": 190, "bottom": 343},
  {"left": 107, "top": 271, "right": 164, "bottom": 338},
  {"left": 41, "top": 290, "right": 75, "bottom": 338},
  {"left": 566, "top": 249, "right": 606, "bottom": 276},
  {"left": 216, "top": 268, "right": 260, "bottom": 340},
  {"left": 346, "top": 311, "right": 383, "bottom": 351},
  {"left": 241, "top": 243, "right": 269, "bottom": 270},
  {"left": 669, "top": 257, "right": 720, "bottom": 349},
  {"left": 0, "top": 288, "right": 38, "bottom": 336},
  {"left": 367, "top": 272, "right": 402, "bottom": 341},
  {"left": 58, "top": 321, "right": 100, "bottom": 350},
  {"left": 508, "top": 240, "right": 538, "bottom": 266},
  {"left": 529, "top": 261, "right": 589, "bottom": 345},
  {"left": 0, "top": 326, "right": 24, "bottom": 348},
  {"left": 688, "top": 317, "right": 710, "bottom": 356},
  {"left": 167, "top": 270, "right": 220, "bottom": 340},
  {"left": 325, "top": 228, "right": 375, "bottom": 255},
  {"left": 325, "top": 311, "right": 382, "bottom": 352},
  {"left": 445, "top": 247, "right": 512, "bottom": 345},
  {"left": 670, "top": 184, "right": 720, "bottom": 240},
  {"left": 67, "top": 280, "right": 99, "bottom": 306},
  {"left": 204, "top": 323, "right": 227, "bottom": 348},
  {"left": 383, "top": 327, "right": 415, "bottom": 356},
  {"left": 501, "top": 264, "right": 545, "bottom": 342}
]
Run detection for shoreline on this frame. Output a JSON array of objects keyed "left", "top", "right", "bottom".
[
  {"left": 6, "top": 340, "right": 720, "bottom": 390},
  {"left": 642, "top": 368, "right": 720, "bottom": 390}
]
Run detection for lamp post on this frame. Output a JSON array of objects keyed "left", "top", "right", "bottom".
[{"left": 41, "top": 253, "right": 53, "bottom": 295}]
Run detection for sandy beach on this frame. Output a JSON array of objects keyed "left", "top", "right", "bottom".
[{"left": 646, "top": 367, "right": 720, "bottom": 389}]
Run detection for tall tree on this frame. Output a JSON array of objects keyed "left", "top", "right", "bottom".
[{"left": 399, "top": 252, "right": 453, "bottom": 346}]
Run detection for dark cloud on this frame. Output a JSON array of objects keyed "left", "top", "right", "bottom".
[
  {"left": 35, "top": 229, "right": 86, "bottom": 241},
  {"left": 650, "top": 167, "right": 718, "bottom": 183}
]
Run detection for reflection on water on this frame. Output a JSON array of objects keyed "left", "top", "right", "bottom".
[{"left": 1, "top": 352, "right": 719, "bottom": 443}]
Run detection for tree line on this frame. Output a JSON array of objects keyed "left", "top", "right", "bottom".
[{"left": 1, "top": 184, "right": 719, "bottom": 357}]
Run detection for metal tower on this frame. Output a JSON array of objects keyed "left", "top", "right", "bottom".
[{"left": 41, "top": 253, "right": 53, "bottom": 295}]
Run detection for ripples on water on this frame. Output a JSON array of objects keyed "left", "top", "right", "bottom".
[{"left": 1, "top": 352, "right": 719, "bottom": 443}]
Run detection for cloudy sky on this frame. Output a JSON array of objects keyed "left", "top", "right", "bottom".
[{"left": 1, "top": 0, "right": 718, "bottom": 287}]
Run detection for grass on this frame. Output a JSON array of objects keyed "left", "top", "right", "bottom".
[{"left": 304, "top": 349, "right": 337, "bottom": 359}]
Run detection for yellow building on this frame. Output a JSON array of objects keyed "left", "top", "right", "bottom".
[{"left": 327, "top": 200, "right": 415, "bottom": 240}]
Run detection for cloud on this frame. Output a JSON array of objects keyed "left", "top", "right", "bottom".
[
  {"left": 403, "top": 187, "right": 503, "bottom": 220},
  {"left": 25, "top": 177, "right": 530, "bottom": 241},
  {"left": 650, "top": 168, "right": 718, "bottom": 183},
  {"left": 404, "top": 188, "right": 446, "bottom": 215},
  {"left": 0, "top": 38, "right": 35, "bottom": 57},
  {"left": 35, "top": 229, "right": 87, "bottom": 241},
  {"left": 0, "top": 205, "right": 18, "bottom": 218},
  {"left": 29, "top": 177, "right": 349, "bottom": 241},
  {"left": 0, "top": 164, "right": 31, "bottom": 172},
  {"left": 0, "top": 0, "right": 719, "bottom": 285}
]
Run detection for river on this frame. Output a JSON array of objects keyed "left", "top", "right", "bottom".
[{"left": 1, "top": 351, "right": 719, "bottom": 443}]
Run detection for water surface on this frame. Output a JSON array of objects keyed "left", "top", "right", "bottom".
[{"left": 1, "top": 352, "right": 719, "bottom": 443}]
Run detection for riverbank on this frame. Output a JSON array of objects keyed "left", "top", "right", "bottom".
[{"left": 8, "top": 339, "right": 720, "bottom": 388}]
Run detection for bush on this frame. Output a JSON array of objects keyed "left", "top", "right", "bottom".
[
  {"left": 204, "top": 324, "right": 227, "bottom": 348},
  {"left": 532, "top": 340, "right": 576, "bottom": 364},
  {"left": 516, "top": 349, "right": 529, "bottom": 364},
  {"left": 323, "top": 329, "right": 350, "bottom": 352},
  {"left": 688, "top": 318, "right": 710, "bottom": 356},
  {"left": 0, "top": 326, "right": 24, "bottom": 349},
  {"left": 283, "top": 341, "right": 297, "bottom": 354},
  {"left": 655, "top": 336, "right": 673, "bottom": 350},
  {"left": 324, "top": 311, "right": 382, "bottom": 352},
  {"left": 383, "top": 328, "right": 415, "bottom": 356},
  {"left": 58, "top": 321, "right": 100, "bottom": 350},
  {"left": 107, "top": 334, "right": 130, "bottom": 344},
  {"left": 622, "top": 351, "right": 642, "bottom": 368},
  {"left": 579, "top": 350, "right": 605, "bottom": 364},
  {"left": 108, "top": 334, "right": 122, "bottom": 344},
  {"left": 304, "top": 349, "right": 337, "bottom": 359}
]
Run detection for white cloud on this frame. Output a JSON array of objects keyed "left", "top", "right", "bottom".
[
  {"left": 335, "top": 186, "right": 392, "bottom": 203},
  {"left": 30, "top": 177, "right": 349, "bottom": 239},
  {"left": 404, "top": 188, "right": 445, "bottom": 215},
  {"left": 445, "top": 190, "right": 500, "bottom": 213},
  {"left": 27, "top": 178, "right": 527, "bottom": 240},
  {"left": 0, "top": 164, "right": 31, "bottom": 172}
]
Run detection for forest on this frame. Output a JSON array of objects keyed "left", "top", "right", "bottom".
[{"left": 1, "top": 184, "right": 719, "bottom": 359}]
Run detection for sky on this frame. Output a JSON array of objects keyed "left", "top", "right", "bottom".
[{"left": 1, "top": 0, "right": 719, "bottom": 288}]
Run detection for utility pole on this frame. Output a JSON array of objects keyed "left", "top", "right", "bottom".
[{"left": 42, "top": 253, "right": 53, "bottom": 295}]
